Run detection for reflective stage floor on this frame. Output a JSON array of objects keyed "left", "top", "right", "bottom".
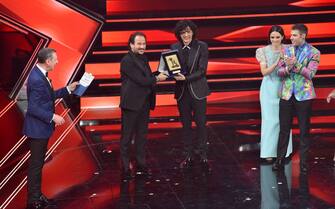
[{"left": 44, "top": 123, "right": 335, "bottom": 208}]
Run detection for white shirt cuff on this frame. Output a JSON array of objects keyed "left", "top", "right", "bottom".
[
  {"left": 66, "top": 86, "right": 71, "bottom": 94},
  {"left": 51, "top": 114, "right": 55, "bottom": 123}
]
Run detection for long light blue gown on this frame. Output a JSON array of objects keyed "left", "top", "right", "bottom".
[{"left": 256, "top": 45, "right": 292, "bottom": 158}]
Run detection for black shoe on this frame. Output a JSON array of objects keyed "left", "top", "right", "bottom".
[
  {"left": 200, "top": 159, "right": 211, "bottom": 173},
  {"left": 272, "top": 158, "right": 285, "bottom": 171},
  {"left": 180, "top": 157, "right": 193, "bottom": 169},
  {"left": 121, "top": 169, "right": 133, "bottom": 181},
  {"left": 260, "top": 157, "right": 274, "bottom": 164},
  {"left": 40, "top": 194, "right": 56, "bottom": 207},
  {"left": 26, "top": 200, "right": 45, "bottom": 209}
]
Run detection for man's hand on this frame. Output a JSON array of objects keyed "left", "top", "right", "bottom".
[
  {"left": 67, "top": 81, "right": 79, "bottom": 92},
  {"left": 327, "top": 89, "right": 335, "bottom": 103},
  {"left": 53, "top": 114, "right": 65, "bottom": 126},
  {"left": 156, "top": 73, "right": 168, "bottom": 82},
  {"left": 284, "top": 56, "right": 296, "bottom": 70},
  {"left": 174, "top": 73, "right": 186, "bottom": 81}
]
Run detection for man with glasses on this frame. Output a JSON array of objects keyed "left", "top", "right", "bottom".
[{"left": 171, "top": 20, "right": 211, "bottom": 172}]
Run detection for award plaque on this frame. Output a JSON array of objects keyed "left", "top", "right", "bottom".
[{"left": 161, "top": 50, "right": 182, "bottom": 75}]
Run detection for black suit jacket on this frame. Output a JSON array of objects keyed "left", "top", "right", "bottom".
[
  {"left": 119, "top": 51, "right": 156, "bottom": 111},
  {"left": 171, "top": 40, "right": 210, "bottom": 101}
]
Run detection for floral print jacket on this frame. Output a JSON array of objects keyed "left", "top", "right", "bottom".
[{"left": 277, "top": 43, "right": 320, "bottom": 101}]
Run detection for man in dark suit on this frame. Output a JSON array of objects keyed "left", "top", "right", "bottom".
[
  {"left": 119, "top": 32, "right": 167, "bottom": 180},
  {"left": 23, "top": 48, "right": 78, "bottom": 209},
  {"left": 171, "top": 20, "right": 211, "bottom": 171}
]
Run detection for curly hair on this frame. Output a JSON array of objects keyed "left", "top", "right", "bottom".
[{"left": 174, "top": 20, "right": 198, "bottom": 43}]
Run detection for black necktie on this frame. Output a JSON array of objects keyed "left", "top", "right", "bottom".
[
  {"left": 182, "top": 47, "right": 190, "bottom": 73},
  {"left": 45, "top": 72, "right": 53, "bottom": 88}
]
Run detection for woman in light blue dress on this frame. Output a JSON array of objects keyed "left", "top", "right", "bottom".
[{"left": 256, "top": 25, "right": 292, "bottom": 161}]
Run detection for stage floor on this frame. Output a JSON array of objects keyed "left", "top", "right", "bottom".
[
  {"left": 46, "top": 122, "right": 335, "bottom": 208},
  {"left": 3, "top": 98, "right": 335, "bottom": 209}
]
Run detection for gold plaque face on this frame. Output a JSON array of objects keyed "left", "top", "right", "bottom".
[
  {"left": 165, "top": 54, "right": 181, "bottom": 71},
  {"left": 162, "top": 50, "right": 182, "bottom": 75}
]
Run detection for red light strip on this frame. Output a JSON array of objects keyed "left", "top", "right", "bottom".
[
  {"left": 1, "top": 0, "right": 103, "bottom": 88},
  {"left": 291, "top": 0, "right": 335, "bottom": 7},
  {"left": 99, "top": 80, "right": 176, "bottom": 87},
  {"left": 206, "top": 74, "right": 335, "bottom": 81},
  {"left": 316, "top": 74, "right": 335, "bottom": 78},
  {"left": 92, "top": 41, "right": 335, "bottom": 55},
  {"left": 0, "top": 176, "right": 27, "bottom": 209},
  {"left": 93, "top": 46, "right": 262, "bottom": 55},
  {"left": 0, "top": 1, "right": 103, "bottom": 207},
  {"left": 98, "top": 74, "right": 335, "bottom": 87},
  {"left": 0, "top": 108, "right": 68, "bottom": 192},
  {"left": 0, "top": 108, "right": 87, "bottom": 209},
  {"left": 10, "top": 40, "right": 45, "bottom": 99},
  {"left": 0, "top": 136, "right": 27, "bottom": 168},
  {"left": 0, "top": 100, "right": 16, "bottom": 118},
  {"left": 106, "top": 10, "right": 335, "bottom": 23},
  {"left": 0, "top": 104, "right": 67, "bottom": 193},
  {"left": 97, "top": 77, "right": 261, "bottom": 87},
  {"left": 0, "top": 13, "right": 49, "bottom": 100},
  {"left": 45, "top": 108, "right": 87, "bottom": 160},
  {"left": 0, "top": 13, "right": 28, "bottom": 34},
  {"left": 92, "top": 45, "right": 264, "bottom": 55},
  {"left": 0, "top": 100, "right": 61, "bottom": 168},
  {"left": 0, "top": 152, "right": 30, "bottom": 191}
]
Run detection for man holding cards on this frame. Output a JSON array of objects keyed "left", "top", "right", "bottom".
[
  {"left": 170, "top": 20, "right": 210, "bottom": 171},
  {"left": 272, "top": 24, "right": 320, "bottom": 173},
  {"left": 23, "top": 48, "right": 78, "bottom": 209}
]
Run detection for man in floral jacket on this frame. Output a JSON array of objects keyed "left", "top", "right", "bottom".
[{"left": 272, "top": 24, "right": 320, "bottom": 173}]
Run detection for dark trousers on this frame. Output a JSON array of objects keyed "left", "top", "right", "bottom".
[
  {"left": 177, "top": 88, "right": 207, "bottom": 159},
  {"left": 277, "top": 97, "right": 312, "bottom": 165},
  {"left": 120, "top": 101, "right": 150, "bottom": 170},
  {"left": 27, "top": 138, "right": 49, "bottom": 204}
]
